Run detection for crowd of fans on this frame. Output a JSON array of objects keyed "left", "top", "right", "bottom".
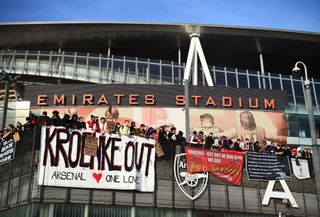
[
  {"left": 0, "top": 110, "right": 313, "bottom": 161},
  {"left": 189, "top": 130, "right": 312, "bottom": 159}
]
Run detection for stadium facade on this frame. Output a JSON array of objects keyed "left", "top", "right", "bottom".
[{"left": 0, "top": 22, "right": 320, "bottom": 217}]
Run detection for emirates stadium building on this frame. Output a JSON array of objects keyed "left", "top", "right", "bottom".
[{"left": 0, "top": 22, "right": 320, "bottom": 217}]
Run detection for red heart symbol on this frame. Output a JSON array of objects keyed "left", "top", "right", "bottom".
[{"left": 93, "top": 173, "right": 102, "bottom": 183}]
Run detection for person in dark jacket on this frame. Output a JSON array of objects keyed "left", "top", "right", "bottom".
[
  {"left": 204, "top": 133, "right": 214, "bottom": 149},
  {"left": 233, "top": 138, "right": 241, "bottom": 151},
  {"left": 168, "top": 127, "right": 178, "bottom": 159},
  {"left": 78, "top": 117, "right": 86, "bottom": 130},
  {"left": 70, "top": 114, "right": 79, "bottom": 129},
  {"left": 24, "top": 117, "right": 35, "bottom": 131},
  {"left": 130, "top": 122, "right": 137, "bottom": 135},
  {"left": 158, "top": 126, "right": 170, "bottom": 161},
  {"left": 51, "top": 111, "right": 61, "bottom": 126},
  {"left": 61, "top": 114, "right": 71, "bottom": 128},
  {"left": 38, "top": 111, "right": 51, "bottom": 126}
]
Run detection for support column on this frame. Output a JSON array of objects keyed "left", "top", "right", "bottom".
[
  {"left": 39, "top": 204, "right": 54, "bottom": 217},
  {"left": 107, "top": 46, "right": 111, "bottom": 58},
  {"left": 183, "top": 33, "right": 213, "bottom": 86},
  {"left": 184, "top": 79, "right": 190, "bottom": 143},
  {"left": 106, "top": 45, "right": 111, "bottom": 81},
  {"left": 1, "top": 80, "right": 10, "bottom": 129},
  {"left": 259, "top": 53, "right": 266, "bottom": 89},
  {"left": 192, "top": 49, "right": 198, "bottom": 85},
  {"left": 178, "top": 48, "right": 181, "bottom": 83},
  {"left": 131, "top": 206, "right": 136, "bottom": 217},
  {"left": 84, "top": 204, "right": 89, "bottom": 217},
  {"left": 305, "top": 82, "right": 320, "bottom": 202}
]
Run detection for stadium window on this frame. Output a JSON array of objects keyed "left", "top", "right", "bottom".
[
  {"left": 287, "top": 114, "right": 299, "bottom": 137},
  {"left": 298, "top": 115, "right": 311, "bottom": 138},
  {"left": 215, "top": 70, "right": 225, "bottom": 86},
  {"left": 249, "top": 75, "right": 259, "bottom": 89},
  {"left": 227, "top": 73, "right": 237, "bottom": 87},
  {"left": 293, "top": 80, "right": 305, "bottom": 105},
  {"left": 270, "top": 77, "right": 282, "bottom": 90},
  {"left": 238, "top": 74, "right": 248, "bottom": 88}
]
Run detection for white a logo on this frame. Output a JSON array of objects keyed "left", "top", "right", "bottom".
[{"left": 174, "top": 153, "right": 208, "bottom": 200}]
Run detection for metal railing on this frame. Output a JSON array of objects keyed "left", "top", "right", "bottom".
[{"left": 0, "top": 49, "right": 319, "bottom": 114}]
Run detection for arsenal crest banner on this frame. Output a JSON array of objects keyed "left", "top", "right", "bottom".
[
  {"left": 38, "top": 127, "right": 155, "bottom": 192},
  {"left": 184, "top": 147, "right": 244, "bottom": 186},
  {"left": 246, "top": 152, "right": 292, "bottom": 181}
]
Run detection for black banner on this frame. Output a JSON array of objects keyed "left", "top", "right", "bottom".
[
  {"left": 23, "top": 84, "right": 287, "bottom": 111},
  {"left": 246, "top": 152, "right": 291, "bottom": 181},
  {"left": 0, "top": 138, "right": 16, "bottom": 165}
]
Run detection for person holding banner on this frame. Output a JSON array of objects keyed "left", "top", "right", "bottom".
[
  {"left": 99, "top": 117, "right": 108, "bottom": 134},
  {"left": 86, "top": 115, "right": 99, "bottom": 131},
  {"left": 158, "top": 126, "right": 171, "bottom": 161},
  {"left": 119, "top": 120, "right": 130, "bottom": 135}
]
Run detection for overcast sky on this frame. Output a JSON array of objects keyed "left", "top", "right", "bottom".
[{"left": 1, "top": 0, "right": 320, "bottom": 32}]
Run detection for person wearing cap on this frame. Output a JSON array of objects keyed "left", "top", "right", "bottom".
[{"left": 1, "top": 124, "right": 15, "bottom": 141}]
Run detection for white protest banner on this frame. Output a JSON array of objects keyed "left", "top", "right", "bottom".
[
  {"left": 0, "top": 138, "right": 16, "bottom": 165},
  {"left": 291, "top": 158, "right": 311, "bottom": 179},
  {"left": 38, "top": 127, "right": 155, "bottom": 192}
]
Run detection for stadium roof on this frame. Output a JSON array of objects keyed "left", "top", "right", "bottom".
[{"left": 1, "top": 21, "right": 320, "bottom": 78}]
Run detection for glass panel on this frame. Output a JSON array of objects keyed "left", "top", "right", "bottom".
[
  {"left": 287, "top": 114, "right": 299, "bottom": 137},
  {"left": 270, "top": 77, "right": 282, "bottom": 90},
  {"left": 238, "top": 74, "right": 248, "bottom": 88},
  {"left": 149, "top": 64, "right": 160, "bottom": 84},
  {"left": 282, "top": 80, "right": 294, "bottom": 104},
  {"left": 161, "top": 65, "right": 172, "bottom": 84},
  {"left": 293, "top": 80, "right": 305, "bottom": 105},
  {"left": 249, "top": 75, "right": 259, "bottom": 89},
  {"left": 137, "top": 62, "right": 148, "bottom": 83},
  {"left": 215, "top": 71, "right": 225, "bottom": 86},
  {"left": 298, "top": 115, "right": 311, "bottom": 138},
  {"left": 125, "top": 62, "right": 137, "bottom": 84},
  {"left": 227, "top": 73, "right": 237, "bottom": 87}
]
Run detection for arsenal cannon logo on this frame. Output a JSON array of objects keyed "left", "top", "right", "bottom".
[{"left": 174, "top": 153, "right": 208, "bottom": 200}]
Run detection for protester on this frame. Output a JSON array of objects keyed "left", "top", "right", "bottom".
[
  {"left": 38, "top": 111, "right": 51, "bottom": 126},
  {"left": 119, "top": 120, "right": 130, "bottom": 135},
  {"left": 204, "top": 133, "right": 214, "bottom": 149},
  {"left": 78, "top": 117, "right": 86, "bottom": 130},
  {"left": 99, "top": 117, "right": 108, "bottom": 134},
  {"left": 51, "top": 111, "right": 61, "bottom": 126},
  {"left": 1, "top": 109, "right": 312, "bottom": 162},
  {"left": 130, "top": 121, "right": 136, "bottom": 135}
]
